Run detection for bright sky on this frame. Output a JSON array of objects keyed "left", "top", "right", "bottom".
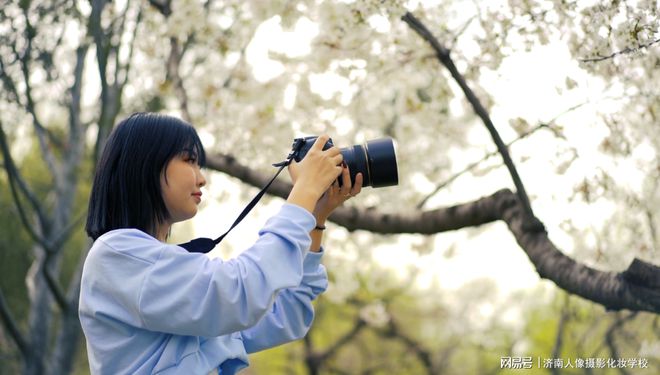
[{"left": 173, "top": 7, "right": 646, "bottom": 322}]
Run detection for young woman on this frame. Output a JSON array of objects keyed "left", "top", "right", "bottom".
[{"left": 79, "top": 112, "right": 362, "bottom": 374}]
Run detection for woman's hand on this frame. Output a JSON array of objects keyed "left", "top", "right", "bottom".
[
  {"left": 286, "top": 135, "right": 344, "bottom": 213},
  {"left": 291, "top": 159, "right": 363, "bottom": 252},
  {"left": 289, "top": 155, "right": 363, "bottom": 223},
  {"left": 312, "top": 163, "right": 363, "bottom": 224}
]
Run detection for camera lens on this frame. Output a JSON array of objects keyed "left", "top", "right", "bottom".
[
  {"left": 291, "top": 136, "right": 398, "bottom": 188},
  {"left": 340, "top": 138, "right": 398, "bottom": 188},
  {"left": 340, "top": 145, "right": 369, "bottom": 187},
  {"left": 364, "top": 138, "right": 398, "bottom": 188}
]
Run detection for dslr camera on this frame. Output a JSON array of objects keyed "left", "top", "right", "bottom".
[{"left": 287, "top": 136, "right": 398, "bottom": 188}]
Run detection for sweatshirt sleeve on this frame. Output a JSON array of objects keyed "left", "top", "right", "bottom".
[
  {"left": 240, "top": 250, "right": 328, "bottom": 353},
  {"left": 136, "top": 204, "right": 316, "bottom": 337}
]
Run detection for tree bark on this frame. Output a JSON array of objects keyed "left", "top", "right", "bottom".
[{"left": 49, "top": 242, "right": 90, "bottom": 375}]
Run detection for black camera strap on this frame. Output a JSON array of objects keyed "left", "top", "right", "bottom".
[{"left": 178, "top": 139, "right": 305, "bottom": 254}]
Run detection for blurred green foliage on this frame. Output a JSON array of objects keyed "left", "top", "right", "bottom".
[{"left": 0, "top": 167, "right": 32, "bottom": 373}]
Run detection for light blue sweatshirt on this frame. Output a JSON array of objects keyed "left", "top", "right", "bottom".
[{"left": 79, "top": 204, "right": 328, "bottom": 374}]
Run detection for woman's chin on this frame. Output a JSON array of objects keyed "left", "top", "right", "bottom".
[{"left": 172, "top": 209, "right": 198, "bottom": 224}]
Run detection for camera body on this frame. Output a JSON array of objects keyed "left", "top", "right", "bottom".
[{"left": 289, "top": 136, "right": 398, "bottom": 188}]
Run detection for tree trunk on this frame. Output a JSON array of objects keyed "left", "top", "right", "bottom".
[{"left": 24, "top": 249, "right": 50, "bottom": 375}]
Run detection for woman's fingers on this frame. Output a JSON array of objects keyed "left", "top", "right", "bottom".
[
  {"left": 295, "top": 135, "right": 354, "bottom": 199},
  {"left": 310, "top": 134, "right": 335, "bottom": 152},
  {"left": 325, "top": 146, "right": 341, "bottom": 157},
  {"left": 331, "top": 152, "right": 344, "bottom": 167},
  {"left": 351, "top": 173, "right": 363, "bottom": 196},
  {"left": 288, "top": 160, "right": 300, "bottom": 182},
  {"left": 339, "top": 164, "right": 352, "bottom": 195}
]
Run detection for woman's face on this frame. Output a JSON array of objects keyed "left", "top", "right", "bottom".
[{"left": 160, "top": 152, "right": 206, "bottom": 224}]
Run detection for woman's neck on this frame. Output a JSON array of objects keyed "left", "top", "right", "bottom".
[{"left": 156, "top": 223, "right": 171, "bottom": 242}]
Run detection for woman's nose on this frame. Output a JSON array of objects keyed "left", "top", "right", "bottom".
[{"left": 197, "top": 170, "right": 207, "bottom": 187}]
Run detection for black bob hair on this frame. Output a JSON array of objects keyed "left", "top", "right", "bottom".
[{"left": 85, "top": 112, "right": 206, "bottom": 240}]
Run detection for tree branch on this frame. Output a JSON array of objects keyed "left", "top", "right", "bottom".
[
  {"left": 417, "top": 122, "right": 550, "bottom": 209},
  {"left": 376, "top": 317, "right": 435, "bottom": 374},
  {"left": 49, "top": 240, "right": 91, "bottom": 375},
  {"left": 0, "top": 291, "right": 30, "bottom": 359},
  {"left": 89, "top": 0, "right": 136, "bottom": 163},
  {"left": 551, "top": 294, "right": 570, "bottom": 375},
  {"left": 206, "top": 153, "right": 502, "bottom": 233},
  {"left": 499, "top": 190, "right": 660, "bottom": 313},
  {"left": 401, "top": 11, "right": 535, "bottom": 219},
  {"left": 0, "top": 121, "right": 50, "bottom": 250},
  {"left": 42, "top": 267, "right": 69, "bottom": 312},
  {"left": 622, "top": 259, "right": 660, "bottom": 289},
  {"left": 147, "top": 0, "right": 171, "bottom": 17},
  {"left": 52, "top": 210, "right": 87, "bottom": 252},
  {"left": 66, "top": 45, "right": 88, "bottom": 148},
  {"left": 52, "top": 44, "right": 90, "bottom": 248},
  {"left": 167, "top": 37, "right": 192, "bottom": 123},
  {"left": 90, "top": 0, "right": 110, "bottom": 93},
  {"left": 317, "top": 318, "right": 366, "bottom": 365},
  {"left": 0, "top": 55, "right": 23, "bottom": 104},
  {"left": 645, "top": 209, "right": 658, "bottom": 252},
  {"left": 580, "top": 37, "right": 660, "bottom": 63},
  {"left": 417, "top": 100, "right": 585, "bottom": 209},
  {"left": 303, "top": 314, "right": 367, "bottom": 374},
  {"left": 604, "top": 312, "right": 636, "bottom": 375},
  {"left": 16, "top": 6, "right": 62, "bottom": 176}
]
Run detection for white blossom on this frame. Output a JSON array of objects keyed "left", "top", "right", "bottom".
[{"left": 359, "top": 301, "right": 390, "bottom": 328}]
